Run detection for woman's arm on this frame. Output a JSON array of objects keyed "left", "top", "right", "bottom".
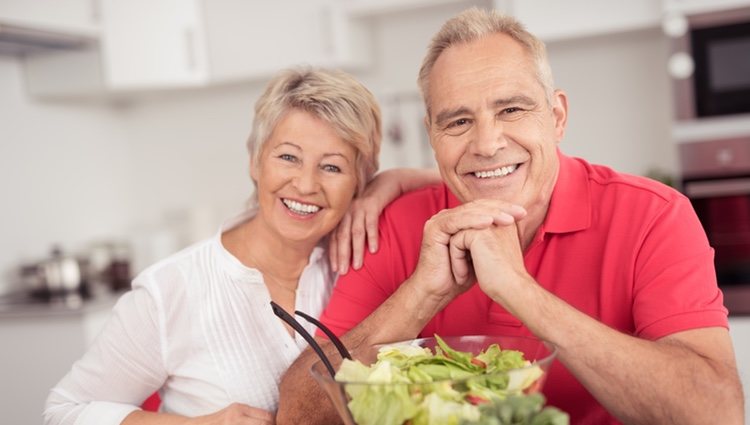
[
  {"left": 43, "top": 288, "right": 166, "bottom": 425},
  {"left": 328, "top": 167, "right": 441, "bottom": 274},
  {"left": 123, "top": 403, "right": 274, "bottom": 425}
]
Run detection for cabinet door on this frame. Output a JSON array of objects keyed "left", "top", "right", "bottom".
[
  {"left": 202, "top": 0, "right": 341, "bottom": 82},
  {"left": 0, "top": 0, "right": 99, "bottom": 34},
  {"left": 508, "top": 0, "right": 661, "bottom": 41},
  {"left": 99, "top": 0, "right": 209, "bottom": 89}
]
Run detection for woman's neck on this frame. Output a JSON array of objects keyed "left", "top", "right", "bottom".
[{"left": 224, "top": 214, "right": 316, "bottom": 284}]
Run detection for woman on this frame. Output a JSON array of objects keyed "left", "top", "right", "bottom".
[{"left": 43, "top": 68, "right": 439, "bottom": 425}]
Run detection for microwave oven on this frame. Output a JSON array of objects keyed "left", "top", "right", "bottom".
[{"left": 672, "top": 7, "right": 750, "bottom": 120}]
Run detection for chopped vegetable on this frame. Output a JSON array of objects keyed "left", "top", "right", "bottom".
[{"left": 334, "top": 335, "right": 568, "bottom": 425}]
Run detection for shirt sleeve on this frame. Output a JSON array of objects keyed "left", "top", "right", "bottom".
[
  {"left": 319, "top": 188, "right": 432, "bottom": 337},
  {"left": 43, "top": 280, "right": 167, "bottom": 425},
  {"left": 632, "top": 195, "right": 728, "bottom": 340}
]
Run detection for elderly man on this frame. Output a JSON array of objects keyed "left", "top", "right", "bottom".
[{"left": 277, "top": 8, "right": 744, "bottom": 424}]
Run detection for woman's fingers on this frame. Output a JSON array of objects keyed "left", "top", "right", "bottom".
[
  {"left": 335, "top": 212, "right": 353, "bottom": 274},
  {"left": 364, "top": 204, "right": 379, "bottom": 255},
  {"left": 328, "top": 230, "right": 339, "bottom": 273},
  {"left": 349, "top": 206, "right": 366, "bottom": 270}
]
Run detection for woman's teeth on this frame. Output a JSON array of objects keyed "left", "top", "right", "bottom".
[
  {"left": 282, "top": 199, "right": 321, "bottom": 215},
  {"left": 474, "top": 164, "right": 518, "bottom": 179}
]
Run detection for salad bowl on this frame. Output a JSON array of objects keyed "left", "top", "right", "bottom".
[{"left": 310, "top": 334, "right": 564, "bottom": 425}]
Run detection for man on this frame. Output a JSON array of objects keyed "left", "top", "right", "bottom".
[{"left": 277, "top": 8, "right": 744, "bottom": 424}]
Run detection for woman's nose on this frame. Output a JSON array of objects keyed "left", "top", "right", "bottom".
[
  {"left": 291, "top": 166, "right": 321, "bottom": 194},
  {"left": 469, "top": 117, "right": 507, "bottom": 157}
]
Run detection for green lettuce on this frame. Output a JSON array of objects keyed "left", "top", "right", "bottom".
[{"left": 333, "top": 335, "right": 567, "bottom": 425}]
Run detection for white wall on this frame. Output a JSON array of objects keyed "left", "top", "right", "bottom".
[
  {"left": 548, "top": 28, "right": 677, "bottom": 177},
  {"left": 0, "top": 7, "right": 678, "bottom": 293},
  {"left": 0, "top": 57, "right": 134, "bottom": 293}
]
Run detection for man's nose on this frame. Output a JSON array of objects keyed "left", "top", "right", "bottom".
[
  {"left": 292, "top": 165, "right": 321, "bottom": 194},
  {"left": 469, "top": 117, "right": 507, "bottom": 157}
]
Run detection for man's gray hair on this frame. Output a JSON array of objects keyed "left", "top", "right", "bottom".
[{"left": 417, "top": 7, "right": 555, "bottom": 116}]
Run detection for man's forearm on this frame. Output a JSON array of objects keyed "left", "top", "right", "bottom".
[
  {"left": 499, "top": 278, "right": 744, "bottom": 424},
  {"left": 277, "top": 277, "right": 449, "bottom": 425}
]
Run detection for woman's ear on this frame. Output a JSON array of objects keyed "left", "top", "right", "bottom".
[{"left": 250, "top": 157, "right": 259, "bottom": 182}]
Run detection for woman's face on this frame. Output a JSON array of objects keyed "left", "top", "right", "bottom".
[{"left": 252, "top": 109, "right": 359, "bottom": 245}]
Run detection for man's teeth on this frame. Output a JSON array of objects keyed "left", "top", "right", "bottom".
[
  {"left": 282, "top": 199, "right": 321, "bottom": 214},
  {"left": 474, "top": 164, "right": 518, "bottom": 179}
]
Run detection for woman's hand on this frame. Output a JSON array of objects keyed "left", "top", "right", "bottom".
[
  {"left": 187, "top": 403, "right": 275, "bottom": 425},
  {"left": 123, "top": 403, "right": 274, "bottom": 425},
  {"left": 328, "top": 168, "right": 441, "bottom": 274}
]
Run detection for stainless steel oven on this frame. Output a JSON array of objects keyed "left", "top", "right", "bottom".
[{"left": 680, "top": 136, "right": 750, "bottom": 315}]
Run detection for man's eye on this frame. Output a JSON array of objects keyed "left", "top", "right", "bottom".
[
  {"left": 502, "top": 107, "right": 522, "bottom": 114},
  {"left": 322, "top": 164, "right": 341, "bottom": 173},
  {"left": 447, "top": 118, "right": 470, "bottom": 129}
]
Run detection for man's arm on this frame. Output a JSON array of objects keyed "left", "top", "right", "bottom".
[
  {"left": 452, "top": 224, "right": 744, "bottom": 424},
  {"left": 277, "top": 199, "right": 527, "bottom": 425},
  {"left": 508, "top": 277, "right": 741, "bottom": 424}
]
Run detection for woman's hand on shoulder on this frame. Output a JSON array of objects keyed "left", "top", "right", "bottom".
[{"left": 328, "top": 168, "right": 441, "bottom": 274}]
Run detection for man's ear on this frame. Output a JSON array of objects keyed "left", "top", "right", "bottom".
[
  {"left": 552, "top": 90, "right": 568, "bottom": 143},
  {"left": 423, "top": 115, "right": 433, "bottom": 146}
]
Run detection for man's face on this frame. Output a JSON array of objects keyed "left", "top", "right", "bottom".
[{"left": 426, "top": 33, "right": 567, "bottom": 215}]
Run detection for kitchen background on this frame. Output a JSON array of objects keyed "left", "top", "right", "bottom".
[{"left": 1, "top": 0, "right": 748, "bottom": 423}]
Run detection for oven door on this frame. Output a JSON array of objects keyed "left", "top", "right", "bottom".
[{"left": 685, "top": 177, "right": 750, "bottom": 314}]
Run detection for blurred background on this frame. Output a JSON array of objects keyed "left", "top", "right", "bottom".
[{"left": 1, "top": 0, "right": 749, "bottom": 423}]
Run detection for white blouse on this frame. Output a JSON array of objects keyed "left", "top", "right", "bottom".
[{"left": 43, "top": 211, "right": 335, "bottom": 425}]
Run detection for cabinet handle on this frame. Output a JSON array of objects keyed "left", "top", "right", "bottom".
[
  {"left": 184, "top": 28, "right": 196, "bottom": 72},
  {"left": 90, "top": 0, "right": 101, "bottom": 23}
]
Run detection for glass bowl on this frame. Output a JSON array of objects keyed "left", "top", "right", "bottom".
[{"left": 310, "top": 335, "right": 558, "bottom": 425}]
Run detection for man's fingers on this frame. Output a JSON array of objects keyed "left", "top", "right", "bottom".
[{"left": 449, "top": 232, "right": 473, "bottom": 286}]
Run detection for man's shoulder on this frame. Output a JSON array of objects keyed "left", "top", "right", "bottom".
[
  {"left": 384, "top": 182, "right": 450, "bottom": 218},
  {"left": 581, "top": 159, "right": 684, "bottom": 203}
]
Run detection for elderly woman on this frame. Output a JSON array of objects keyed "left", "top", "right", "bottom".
[{"left": 43, "top": 68, "right": 439, "bottom": 425}]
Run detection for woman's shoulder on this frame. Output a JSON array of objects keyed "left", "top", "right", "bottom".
[{"left": 132, "top": 237, "right": 219, "bottom": 291}]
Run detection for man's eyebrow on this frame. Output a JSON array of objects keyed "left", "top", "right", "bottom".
[
  {"left": 434, "top": 107, "right": 471, "bottom": 126},
  {"left": 493, "top": 95, "right": 537, "bottom": 108}
]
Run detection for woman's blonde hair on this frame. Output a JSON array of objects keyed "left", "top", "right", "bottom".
[
  {"left": 417, "top": 7, "right": 555, "bottom": 115},
  {"left": 247, "top": 67, "right": 382, "bottom": 205}
]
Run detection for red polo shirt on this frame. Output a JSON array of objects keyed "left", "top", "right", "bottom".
[{"left": 320, "top": 151, "right": 727, "bottom": 424}]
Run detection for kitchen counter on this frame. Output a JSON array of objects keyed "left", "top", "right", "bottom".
[{"left": 0, "top": 287, "right": 124, "bottom": 319}]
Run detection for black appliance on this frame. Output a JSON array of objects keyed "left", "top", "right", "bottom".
[
  {"left": 680, "top": 136, "right": 750, "bottom": 315},
  {"left": 672, "top": 7, "right": 750, "bottom": 120}
]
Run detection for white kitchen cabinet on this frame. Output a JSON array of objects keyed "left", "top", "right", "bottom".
[
  {"left": 99, "top": 0, "right": 370, "bottom": 90},
  {"left": 505, "top": 0, "right": 662, "bottom": 42},
  {"left": 663, "top": 0, "right": 750, "bottom": 16},
  {"left": 22, "top": 0, "right": 371, "bottom": 96},
  {"left": 0, "top": 296, "right": 117, "bottom": 425},
  {"left": 0, "top": 0, "right": 99, "bottom": 35}
]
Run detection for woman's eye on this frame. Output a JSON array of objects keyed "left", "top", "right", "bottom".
[
  {"left": 279, "top": 153, "right": 297, "bottom": 162},
  {"left": 322, "top": 164, "right": 341, "bottom": 173}
]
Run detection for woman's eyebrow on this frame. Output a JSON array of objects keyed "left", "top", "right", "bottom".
[{"left": 322, "top": 153, "right": 351, "bottom": 164}]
